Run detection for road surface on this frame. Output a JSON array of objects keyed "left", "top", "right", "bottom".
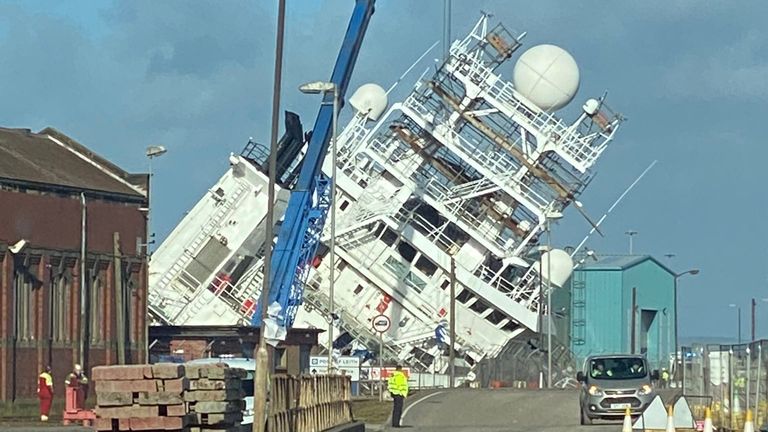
[{"left": 395, "top": 388, "right": 617, "bottom": 432}]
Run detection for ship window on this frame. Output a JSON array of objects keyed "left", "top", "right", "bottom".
[
  {"left": 485, "top": 310, "right": 505, "bottom": 325},
  {"left": 469, "top": 300, "right": 489, "bottom": 314},
  {"left": 381, "top": 228, "right": 398, "bottom": 247},
  {"left": 415, "top": 256, "right": 437, "bottom": 277},
  {"left": 353, "top": 284, "right": 364, "bottom": 295},
  {"left": 337, "top": 259, "right": 348, "bottom": 272},
  {"left": 440, "top": 279, "right": 450, "bottom": 290},
  {"left": 456, "top": 289, "right": 473, "bottom": 304},
  {"left": 397, "top": 241, "right": 417, "bottom": 262},
  {"left": 340, "top": 200, "right": 350, "bottom": 211},
  {"left": 502, "top": 320, "right": 521, "bottom": 332}
]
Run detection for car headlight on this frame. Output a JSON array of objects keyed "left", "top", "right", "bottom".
[
  {"left": 588, "top": 385, "right": 603, "bottom": 396},
  {"left": 639, "top": 384, "right": 653, "bottom": 395}
]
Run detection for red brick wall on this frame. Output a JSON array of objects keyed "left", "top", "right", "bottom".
[
  {"left": 0, "top": 188, "right": 148, "bottom": 401},
  {"left": 0, "top": 189, "right": 146, "bottom": 255}
]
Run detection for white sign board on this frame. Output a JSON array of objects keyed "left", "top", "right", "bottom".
[
  {"left": 309, "top": 356, "right": 360, "bottom": 381},
  {"left": 372, "top": 315, "right": 391, "bottom": 333}
]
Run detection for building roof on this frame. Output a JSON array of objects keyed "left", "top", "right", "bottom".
[
  {"left": 0, "top": 127, "right": 147, "bottom": 199},
  {"left": 577, "top": 254, "right": 675, "bottom": 275}
]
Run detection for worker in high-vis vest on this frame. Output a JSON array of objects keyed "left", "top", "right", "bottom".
[
  {"left": 387, "top": 365, "right": 409, "bottom": 428},
  {"left": 37, "top": 365, "right": 53, "bottom": 421}
]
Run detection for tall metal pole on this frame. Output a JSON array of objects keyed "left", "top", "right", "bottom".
[
  {"left": 630, "top": 287, "right": 637, "bottom": 354},
  {"left": 449, "top": 257, "right": 456, "bottom": 388},
  {"left": 674, "top": 275, "right": 679, "bottom": 388},
  {"left": 442, "top": 0, "right": 452, "bottom": 60},
  {"left": 327, "top": 86, "right": 338, "bottom": 371},
  {"left": 738, "top": 307, "right": 742, "bottom": 345},
  {"left": 253, "top": 1, "right": 285, "bottom": 431},
  {"left": 752, "top": 298, "right": 757, "bottom": 342},
  {"left": 625, "top": 230, "right": 637, "bottom": 254},
  {"left": 378, "top": 331, "right": 384, "bottom": 401},
  {"left": 546, "top": 219, "right": 552, "bottom": 388}
]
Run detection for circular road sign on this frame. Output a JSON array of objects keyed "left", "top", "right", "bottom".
[{"left": 372, "top": 315, "right": 391, "bottom": 333}]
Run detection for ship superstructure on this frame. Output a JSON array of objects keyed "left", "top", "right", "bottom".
[{"left": 148, "top": 14, "right": 623, "bottom": 373}]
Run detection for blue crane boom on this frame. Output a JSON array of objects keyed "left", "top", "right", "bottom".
[{"left": 253, "top": 0, "right": 376, "bottom": 342}]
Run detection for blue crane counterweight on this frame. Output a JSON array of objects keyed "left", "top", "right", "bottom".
[{"left": 252, "top": 0, "right": 376, "bottom": 343}]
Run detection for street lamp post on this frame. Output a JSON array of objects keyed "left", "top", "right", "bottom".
[
  {"left": 299, "top": 81, "right": 339, "bottom": 372},
  {"left": 145, "top": 145, "right": 167, "bottom": 256},
  {"left": 544, "top": 209, "right": 562, "bottom": 389},
  {"left": 624, "top": 230, "right": 638, "bottom": 254},
  {"left": 674, "top": 268, "right": 699, "bottom": 391}
]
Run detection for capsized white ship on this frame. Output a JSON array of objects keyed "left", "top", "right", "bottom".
[{"left": 148, "top": 14, "right": 623, "bottom": 372}]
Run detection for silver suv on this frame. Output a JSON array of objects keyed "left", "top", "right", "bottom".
[{"left": 577, "top": 355, "right": 659, "bottom": 425}]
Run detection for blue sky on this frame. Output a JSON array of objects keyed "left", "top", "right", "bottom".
[{"left": 1, "top": 1, "right": 766, "bottom": 340}]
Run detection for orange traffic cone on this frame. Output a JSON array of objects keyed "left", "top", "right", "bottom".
[
  {"left": 703, "top": 407, "right": 713, "bottom": 432},
  {"left": 623, "top": 407, "right": 633, "bottom": 432},
  {"left": 744, "top": 410, "right": 755, "bottom": 432},
  {"left": 666, "top": 405, "right": 676, "bottom": 432}
]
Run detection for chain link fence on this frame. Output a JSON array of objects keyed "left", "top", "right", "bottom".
[{"left": 681, "top": 340, "right": 767, "bottom": 431}]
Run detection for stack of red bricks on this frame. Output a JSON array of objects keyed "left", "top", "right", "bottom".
[
  {"left": 184, "top": 364, "right": 247, "bottom": 432},
  {"left": 92, "top": 363, "right": 193, "bottom": 432}
]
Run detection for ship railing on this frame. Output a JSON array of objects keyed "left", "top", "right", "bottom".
[
  {"left": 368, "top": 136, "right": 424, "bottom": 176},
  {"left": 402, "top": 95, "right": 552, "bottom": 214},
  {"left": 337, "top": 120, "right": 369, "bottom": 165},
  {"left": 449, "top": 54, "right": 609, "bottom": 171},
  {"left": 153, "top": 179, "right": 250, "bottom": 296},
  {"left": 473, "top": 263, "right": 541, "bottom": 314},
  {"left": 391, "top": 207, "right": 461, "bottom": 256}
]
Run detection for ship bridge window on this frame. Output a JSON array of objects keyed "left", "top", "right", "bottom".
[
  {"left": 340, "top": 200, "right": 349, "bottom": 211},
  {"left": 485, "top": 309, "right": 506, "bottom": 325},
  {"left": 397, "top": 240, "right": 417, "bottom": 263},
  {"left": 440, "top": 279, "right": 450, "bottom": 290},
  {"left": 456, "top": 289, "right": 473, "bottom": 304},
  {"left": 353, "top": 284, "right": 364, "bottom": 295},
  {"left": 415, "top": 256, "right": 437, "bottom": 277},
  {"left": 381, "top": 228, "right": 398, "bottom": 247},
  {"left": 469, "top": 299, "right": 490, "bottom": 314}
]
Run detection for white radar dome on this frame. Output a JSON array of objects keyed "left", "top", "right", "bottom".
[
  {"left": 349, "top": 83, "right": 388, "bottom": 121},
  {"left": 537, "top": 248, "right": 574, "bottom": 288},
  {"left": 512, "top": 44, "right": 580, "bottom": 112}
]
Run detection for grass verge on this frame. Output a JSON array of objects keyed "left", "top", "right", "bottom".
[{"left": 351, "top": 398, "right": 391, "bottom": 424}]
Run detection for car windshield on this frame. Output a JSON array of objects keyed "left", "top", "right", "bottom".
[{"left": 589, "top": 357, "right": 647, "bottom": 380}]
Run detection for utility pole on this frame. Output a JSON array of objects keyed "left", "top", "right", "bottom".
[
  {"left": 625, "top": 230, "right": 638, "bottom": 254},
  {"left": 253, "top": 1, "right": 285, "bottom": 431},
  {"left": 752, "top": 298, "right": 757, "bottom": 342},
  {"left": 449, "top": 257, "right": 456, "bottom": 388}
]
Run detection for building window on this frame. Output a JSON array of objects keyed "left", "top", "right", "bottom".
[
  {"left": 90, "top": 272, "right": 103, "bottom": 343},
  {"left": 14, "top": 270, "right": 34, "bottom": 342},
  {"left": 52, "top": 271, "right": 72, "bottom": 343}
]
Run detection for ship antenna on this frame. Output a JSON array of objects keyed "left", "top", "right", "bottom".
[
  {"left": 571, "top": 160, "right": 658, "bottom": 256},
  {"left": 386, "top": 40, "right": 440, "bottom": 95}
]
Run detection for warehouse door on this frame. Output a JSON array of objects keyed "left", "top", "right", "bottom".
[{"left": 640, "top": 309, "right": 657, "bottom": 356}]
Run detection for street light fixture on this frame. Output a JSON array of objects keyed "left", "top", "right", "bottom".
[
  {"left": 299, "top": 80, "right": 339, "bottom": 373},
  {"left": 544, "top": 209, "right": 563, "bottom": 388},
  {"left": 624, "top": 230, "right": 638, "bottom": 254},
  {"left": 145, "top": 145, "right": 168, "bottom": 256},
  {"left": 673, "top": 268, "right": 698, "bottom": 390}
]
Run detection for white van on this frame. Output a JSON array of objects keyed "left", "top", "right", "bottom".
[{"left": 186, "top": 357, "right": 256, "bottom": 425}]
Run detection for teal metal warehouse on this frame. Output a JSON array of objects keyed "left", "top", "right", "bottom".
[{"left": 555, "top": 255, "right": 677, "bottom": 371}]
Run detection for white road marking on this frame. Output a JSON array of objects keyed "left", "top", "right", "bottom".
[{"left": 402, "top": 390, "right": 446, "bottom": 421}]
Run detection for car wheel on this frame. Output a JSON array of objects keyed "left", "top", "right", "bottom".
[{"left": 580, "top": 407, "right": 592, "bottom": 426}]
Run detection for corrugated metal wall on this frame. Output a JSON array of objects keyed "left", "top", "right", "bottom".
[{"left": 569, "top": 257, "right": 675, "bottom": 372}]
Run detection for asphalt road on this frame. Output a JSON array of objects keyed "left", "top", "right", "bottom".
[{"left": 394, "top": 388, "right": 618, "bottom": 432}]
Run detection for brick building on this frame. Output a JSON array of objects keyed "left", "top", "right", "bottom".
[{"left": 0, "top": 127, "right": 149, "bottom": 401}]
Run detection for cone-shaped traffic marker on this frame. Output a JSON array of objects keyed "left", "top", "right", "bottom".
[
  {"left": 666, "top": 405, "right": 676, "bottom": 432},
  {"left": 703, "top": 407, "right": 713, "bottom": 432},
  {"left": 623, "top": 407, "right": 633, "bottom": 432},
  {"left": 744, "top": 410, "right": 754, "bottom": 432}
]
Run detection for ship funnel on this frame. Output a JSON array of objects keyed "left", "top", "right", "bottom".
[
  {"left": 350, "top": 83, "right": 388, "bottom": 121},
  {"left": 536, "top": 248, "right": 574, "bottom": 287}
]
